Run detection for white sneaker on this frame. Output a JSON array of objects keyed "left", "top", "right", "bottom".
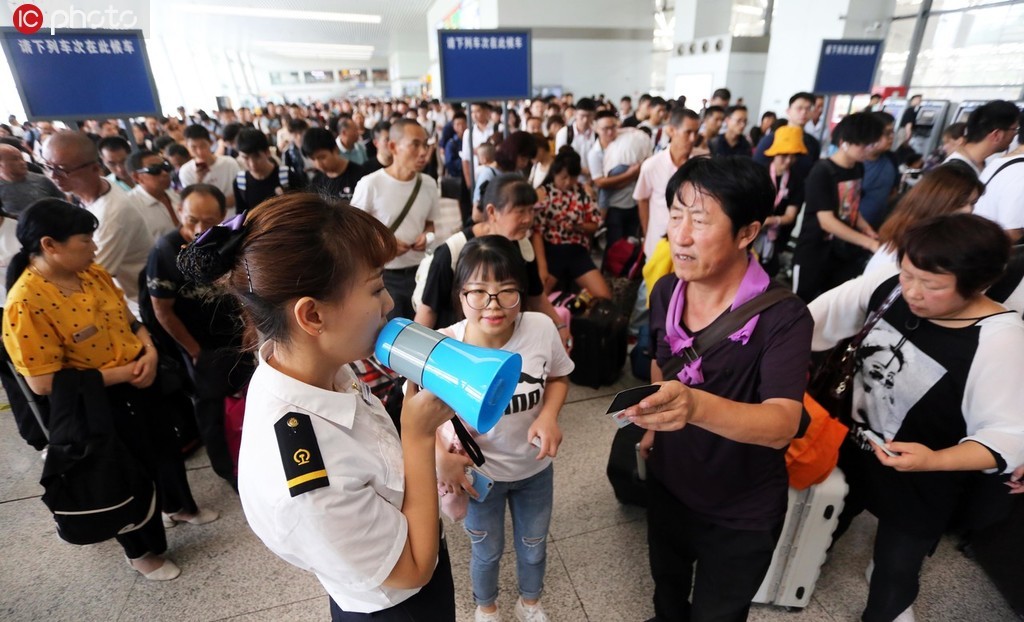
[
  {"left": 475, "top": 606, "right": 501, "bottom": 622},
  {"left": 515, "top": 597, "right": 549, "bottom": 622}
]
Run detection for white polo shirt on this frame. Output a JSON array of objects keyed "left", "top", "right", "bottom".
[
  {"left": 128, "top": 185, "right": 180, "bottom": 242},
  {"left": 239, "top": 342, "right": 420, "bottom": 613}
]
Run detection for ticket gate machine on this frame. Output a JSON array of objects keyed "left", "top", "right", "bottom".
[
  {"left": 951, "top": 100, "right": 989, "bottom": 126},
  {"left": 907, "top": 99, "right": 951, "bottom": 157},
  {"left": 882, "top": 98, "right": 909, "bottom": 151}
]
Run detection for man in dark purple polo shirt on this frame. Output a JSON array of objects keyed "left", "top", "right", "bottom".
[{"left": 624, "top": 156, "right": 813, "bottom": 622}]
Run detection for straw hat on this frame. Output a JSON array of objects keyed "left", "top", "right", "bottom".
[{"left": 764, "top": 125, "right": 809, "bottom": 156}]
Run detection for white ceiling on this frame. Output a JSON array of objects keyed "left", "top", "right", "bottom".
[{"left": 151, "top": 0, "right": 435, "bottom": 65}]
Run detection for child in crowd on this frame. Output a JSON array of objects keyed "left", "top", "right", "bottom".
[
  {"left": 473, "top": 142, "right": 499, "bottom": 207},
  {"left": 437, "top": 235, "right": 574, "bottom": 622},
  {"left": 534, "top": 147, "right": 611, "bottom": 299}
]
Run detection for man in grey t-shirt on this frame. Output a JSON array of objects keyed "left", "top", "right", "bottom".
[{"left": 0, "top": 144, "right": 63, "bottom": 215}]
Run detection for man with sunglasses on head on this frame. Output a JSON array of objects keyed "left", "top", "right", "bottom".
[
  {"left": 42, "top": 131, "right": 150, "bottom": 306},
  {"left": 128, "top": 150, "right": 181, "bottom": 242}
]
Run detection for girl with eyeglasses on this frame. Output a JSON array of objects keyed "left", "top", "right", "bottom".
[{"left": 436, "top": 235, "right": 573, "bottom": 622}]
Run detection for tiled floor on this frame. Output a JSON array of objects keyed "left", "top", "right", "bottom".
[{"left": 0, "top": 375, "right": 1017, "bottom": 621}]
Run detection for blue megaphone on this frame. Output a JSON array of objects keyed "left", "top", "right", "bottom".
[{"left": 375, "top": 318, "right": 521, "bottom": 434}]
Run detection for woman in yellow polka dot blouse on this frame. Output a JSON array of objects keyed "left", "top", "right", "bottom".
[{"left": 2, "top": 199, "right": 217, "bottom": 581}]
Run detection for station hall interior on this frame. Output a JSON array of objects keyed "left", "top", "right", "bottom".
[{"left": 2, "top": 1, "right": 1024, "bottom": 621}]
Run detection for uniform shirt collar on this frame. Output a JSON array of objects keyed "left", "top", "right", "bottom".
[{"left": 257, "top": 341, "right": 359, "bottom": 429}]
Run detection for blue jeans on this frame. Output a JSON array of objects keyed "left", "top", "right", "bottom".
[{"left": 463, "top": 464, "right": 554, "bottom": 606}]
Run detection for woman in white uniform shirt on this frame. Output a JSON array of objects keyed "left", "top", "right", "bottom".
[{"left": 179, "top": 195, "right": 456, "bottom": 620}]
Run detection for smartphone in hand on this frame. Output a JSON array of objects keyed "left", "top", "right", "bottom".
[
  {"left": 861, "top": 429, "right": 898, "bottom": 457},
  {"left": 466, "top": 468, "right": 494, "bottom": 502},
  {"left": 607, "top": 385, "right": 661, "bottom": 428}
]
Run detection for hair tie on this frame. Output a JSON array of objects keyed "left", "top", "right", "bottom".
[
  {"left": 177, "top": 211, "right": 250, "bottom": 285},
  {"left": 193, "top": 211, "right": 248, "bottom": 259}
]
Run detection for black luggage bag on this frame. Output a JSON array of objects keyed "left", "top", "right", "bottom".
[{"left": 569, "top": 299, "right": 628, "bottom": 388}]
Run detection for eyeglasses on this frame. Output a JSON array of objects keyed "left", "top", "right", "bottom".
[
  {"left": 461, "top": 288, "right": 521, "bottom": 310},
  {"left": 41, "top": 159, "right": 96, "bottom": 177},
  {"left": 137, "top": 161, "right": 173, "bottom": 175}
]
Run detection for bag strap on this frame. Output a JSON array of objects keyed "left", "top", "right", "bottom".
[
  {"left": 450, "top": 417, "right": 485, "bottom": 466},
  {"left": 661, "top": 287, "right": 796, "bottom": 380},
  {"left": 822, "top": 283, "right": 902, "bottom": 400},
  {"left": 850, "top": 284, "right": 903, "bottom": 349},
  {"left": 388, "top": 174, "right": 423, "bottom": 234},
  {"left": 984, "top": 156, "right": 1024, "bottom": 187}
]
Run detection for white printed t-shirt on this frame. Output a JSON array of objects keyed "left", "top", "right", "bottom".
[{"left": 444, "top": 312, "right": 574, "bottom": 482}]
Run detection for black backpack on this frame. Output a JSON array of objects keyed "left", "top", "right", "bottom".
[{"left": 40, "top": 370, "right": 157, "bottom": 545}]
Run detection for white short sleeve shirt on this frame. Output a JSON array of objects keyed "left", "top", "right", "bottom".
[
  {"left": 444, "top": 312, "right": 574, "bottom": 482},
  {"left": 178, "top": 155, "right": 242, "bottom": 201},
  {"left": 634, "top": 149, "right": 684, "bottom": 258},
  {"left": 84, "top": 181, "right": 152, "bottom": 303},
  {"left": 975, "top": 154, "right": 1024, "bottom": 230},
  {"left": 351, "top": 170, "right": 440, "bottom": 270},
  {"left": 238, "top": 343, "right": 420, "bottom": 613}
]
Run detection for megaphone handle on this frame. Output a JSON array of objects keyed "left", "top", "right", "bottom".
[{"left": 450, "top": 417, "right": 485, "bottom": 467}]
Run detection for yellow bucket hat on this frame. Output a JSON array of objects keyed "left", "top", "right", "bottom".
[{"left": 764, "top": 125, "right": 809, "bottom": 156}]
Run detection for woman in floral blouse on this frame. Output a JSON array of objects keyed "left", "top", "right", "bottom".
[{"left": 532, "top": 147, "right": 611, "bottom": 299}]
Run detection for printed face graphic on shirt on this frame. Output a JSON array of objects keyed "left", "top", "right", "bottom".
[
  {"left": 852, "top": 320, "right": 946, "bottom": 439},
  {"left": 836, "top": 179, "right": 862, "bottom": 226}
]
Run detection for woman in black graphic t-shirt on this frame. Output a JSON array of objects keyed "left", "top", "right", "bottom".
[
  {"left": 810, "top": 214, "right": 1024, "bottom": 622},
  {"left": 793, "top": 113, "right": 885, "bottom": 302}
]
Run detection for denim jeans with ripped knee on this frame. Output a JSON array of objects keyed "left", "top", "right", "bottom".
[{"left": 463, "top": 464, "right": 554, "bottom": 606}]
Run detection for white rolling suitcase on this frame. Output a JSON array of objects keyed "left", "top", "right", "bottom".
[{"left": 753, "top": 467, "right": 848, "bottom": 609}]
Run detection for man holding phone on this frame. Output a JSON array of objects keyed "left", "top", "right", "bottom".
[
  {"left": 624, "top": 157, "right": 813, "bottom": 622},
  {"left": 179, "top": 124, "right": 241, "bottom": 212}
]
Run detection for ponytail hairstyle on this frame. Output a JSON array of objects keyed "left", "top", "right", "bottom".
[
  {"left": 6, "top": 198, "right": 98, "bottom": 292},
  {"left": 540, "top": 146, "right": 582, "bottom": 187},
  {"left": 177, "top": 194, "right": 396, "bottom": 348}
]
